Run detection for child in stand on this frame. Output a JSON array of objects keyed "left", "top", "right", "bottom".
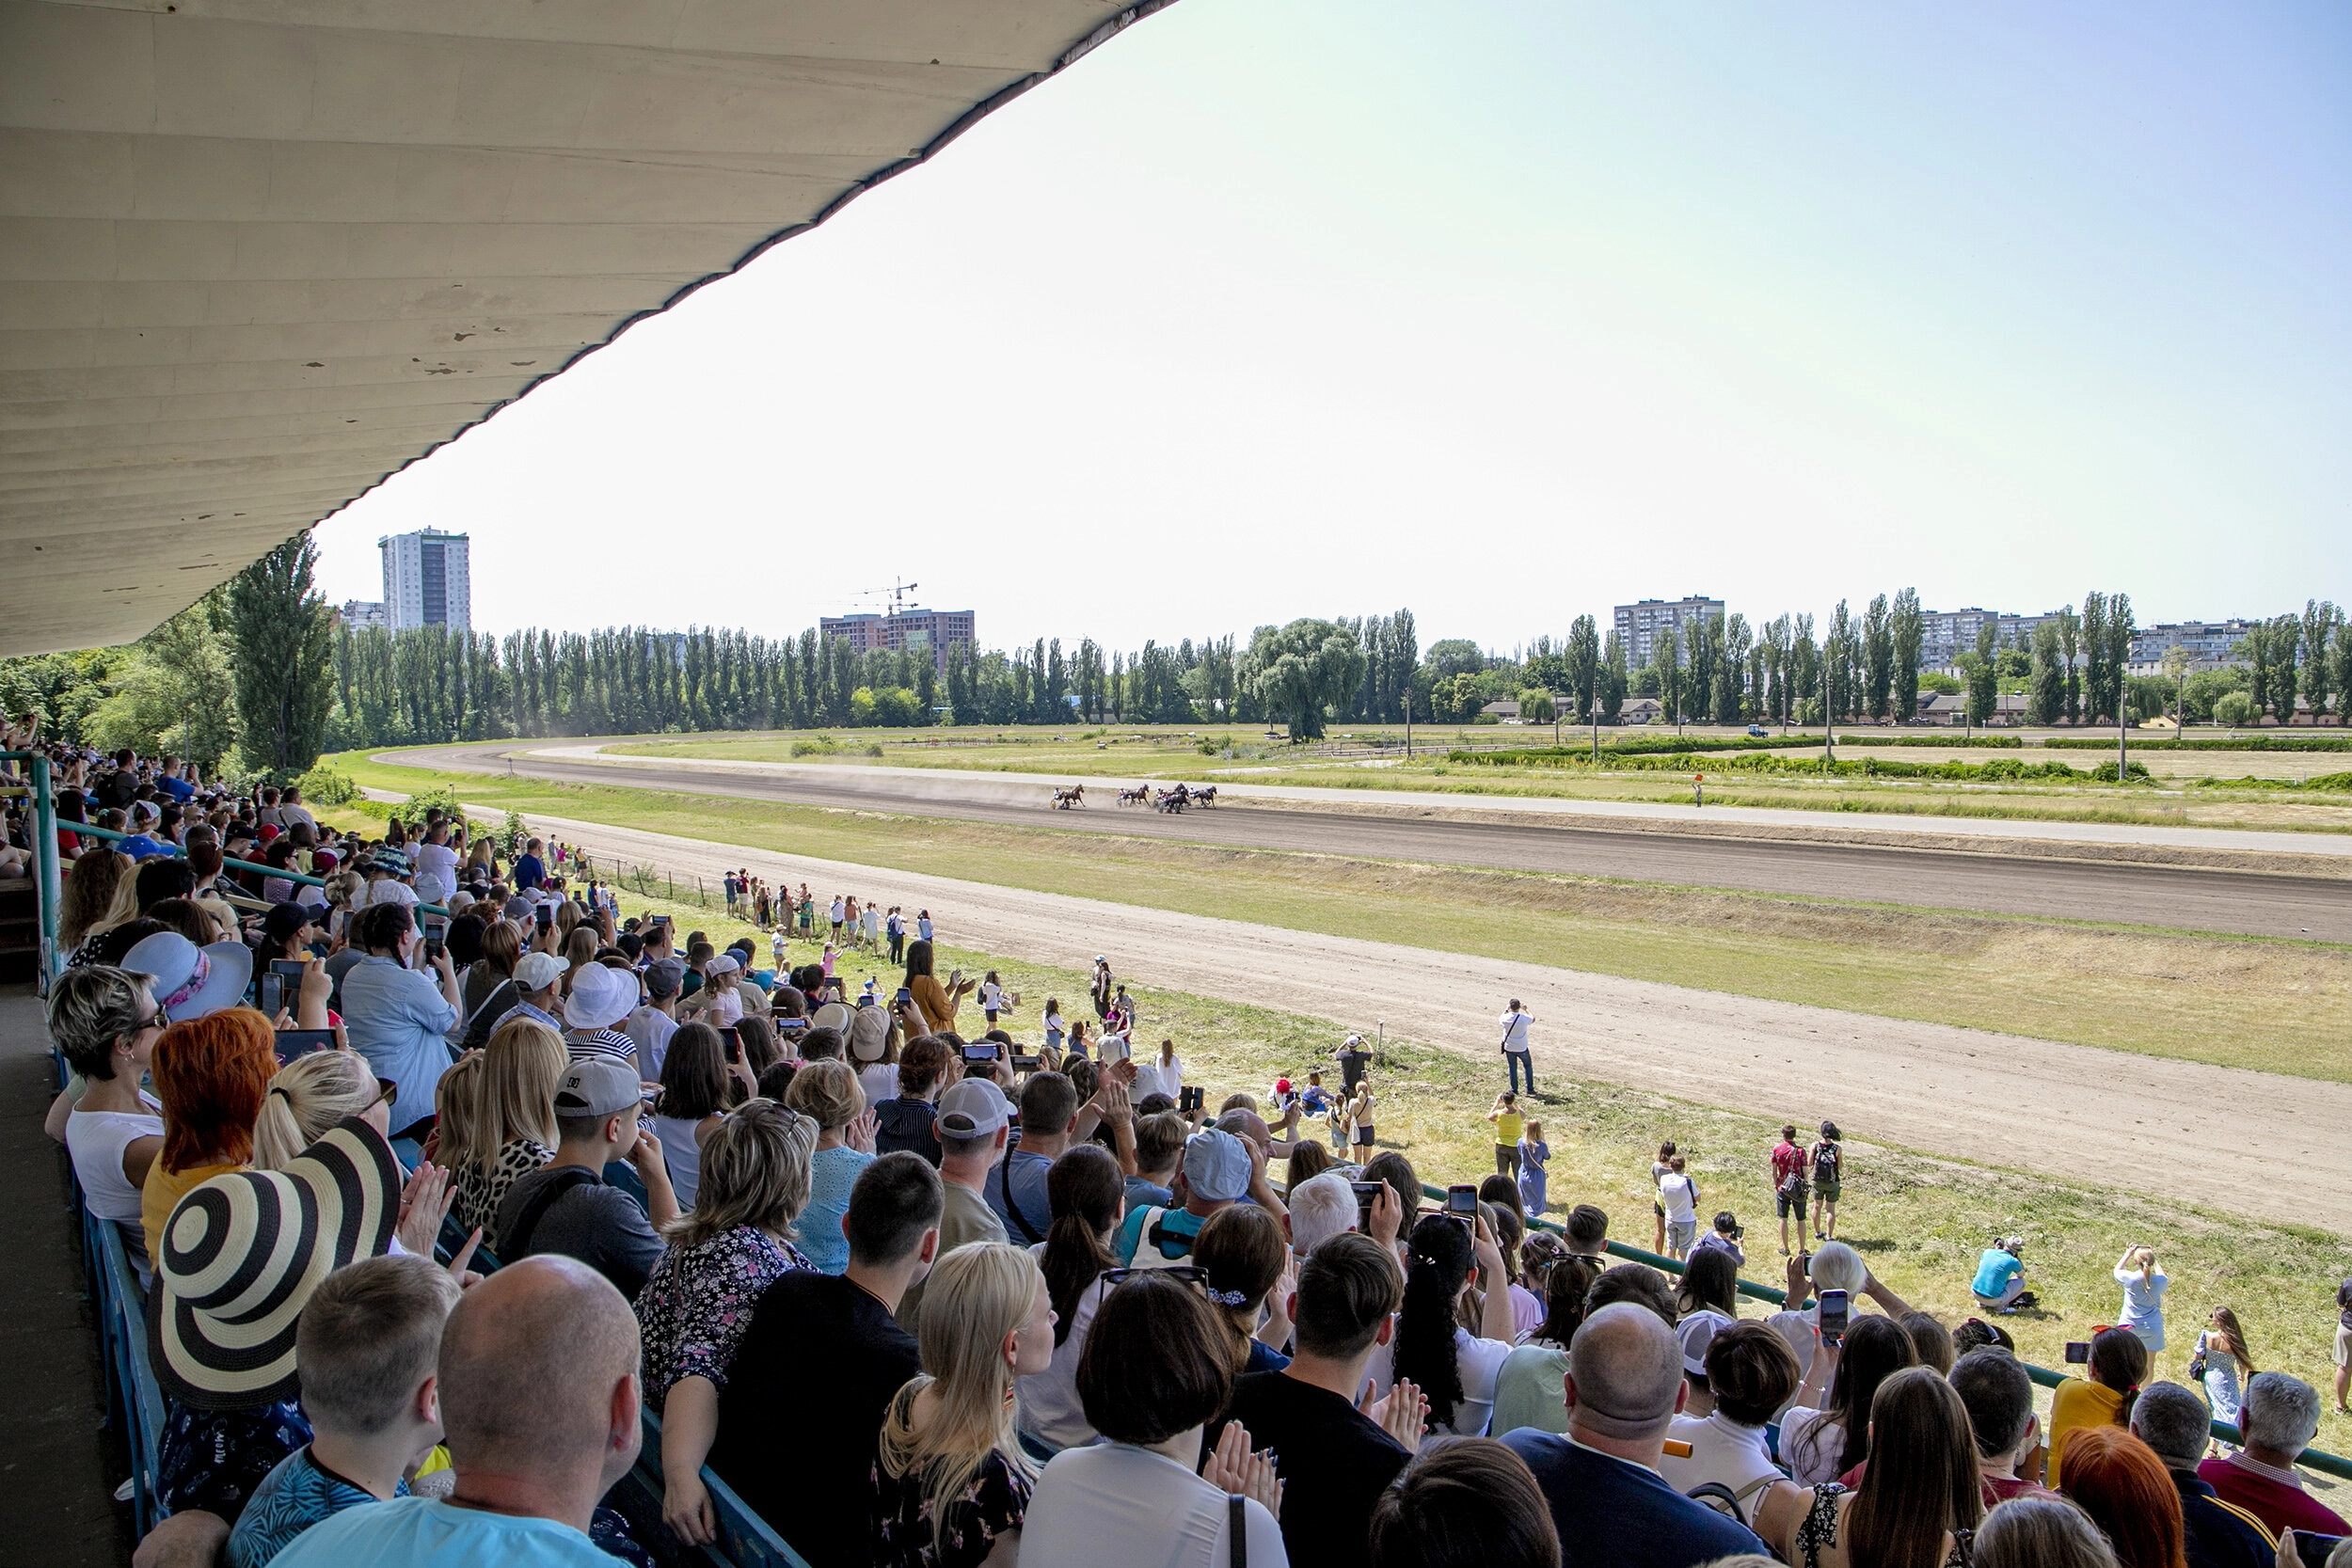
[
  {"left": 225, "top": 1256, "right": 461, "bottom": 1568},
  {"left": 1518, "top": 1118, "right": 1549, "bottom": 1219}
]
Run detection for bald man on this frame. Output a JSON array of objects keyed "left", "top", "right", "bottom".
[
  {"left": 1500, "top": 1303, "right": 1768, "bottom": 1568},
  {"left": 272, "top": 1257, "right": 641, "bottom": 1567}
]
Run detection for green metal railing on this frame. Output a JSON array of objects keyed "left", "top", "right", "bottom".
[{"left": 1421, "top": 1181, "right": 2352, "bottom": 1482}]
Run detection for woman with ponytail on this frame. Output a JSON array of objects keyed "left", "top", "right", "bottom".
[
  {"left": 251, "top": 1048, "right": 388, "bottom": 1168},
  {"left": 1020, "top": 1144, "right": 1124, "bottom": 1454},
  {"left": 1391, "top": 1211, "right": 1518, "bottom": 1434},
  {"left": 1192, "top": 1202, "right": 1294, "bottom": 1376},
  {"left": 2048, "top": 1327, "right": 2150, "bottom": 1488}
]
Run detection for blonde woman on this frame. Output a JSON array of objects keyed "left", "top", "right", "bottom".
[
  {"left": 449, "top": 1018, "right": 565, "bottom": 1235},
  {"left": 2113, "top": 1244, "right": 2169, "bottom": 1353},
  {"left": 638, "top": 1100, "right": 820, "bottom": 1545},
  {"left": 250, "top": 1048, "right": 393, "bottom": 1169},
  {"left": 785, "top": 1060, "right": 877, "bottom": 1275},
  {"left": 874, "top": 1243, "right": 1053, "bottom": 1567},
  {"left": 64, "top": 861, "right": 143, "bottom": 968}
]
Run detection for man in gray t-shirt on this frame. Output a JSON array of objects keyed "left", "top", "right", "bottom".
[{"left": 492, "top": 1058, "right": 676, "bottom": 1299}]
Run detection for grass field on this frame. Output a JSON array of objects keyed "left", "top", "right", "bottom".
[
  {"left": 363, "top": 859, "right": 2352, "bottom": 1449},
  {"left": 334, "top": 750, "right": 2352, "bottom": 1084},
  {"left": 598, "top": 728, "right": 2352, "bottom": 833}
]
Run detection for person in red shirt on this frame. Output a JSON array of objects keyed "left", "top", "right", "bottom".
[
  {"left": 1769, "top": 1125, "right": 1809, "bottom": 1258},
  {"left": 2198, "top": 1371, "right": 2347, "bottom": 1538}
]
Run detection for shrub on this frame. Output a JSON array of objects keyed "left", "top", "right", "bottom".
[
  {"left": 295, "top": 764, "right": 358, "bottom": 806},
  {"left": 2212, "top": 692, "right": 2255, "bottom": 727}
]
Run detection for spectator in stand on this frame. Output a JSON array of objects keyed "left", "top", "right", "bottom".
[
  {"left": 1782, "top": 1313, "right": 1919, "bottom": 1486},
  {"left": 252, "top": 1050, "right": 390, "bottom": 1169},
  {"left": 226, "top": 1256, "right": 462, "bottom": 1568},
  {"left": 636, "top": 1101, "right": 818, "bottom": 1545},
  {"left": 2198, "top": 1372, "right": 2347, "bottom": 1537},
  {"left": 873, "top": 1243, "right": 1052, "bottom": 1567},
  {"left": 1503, "top": 1303, "right": 1767, "bottom": 1566},
  {"left": 643, "top": 1022, "right": 734, "bottom": 1210},
  {"left": 448, "top": 1018, "right": 564, "bottom": 1236},
  {"left": 2058, "top": 1427, "right": 2194, "bottom": 1568},
  {"left": 2128, "top": 1383, "right": 2275, "bottom": 1568},
  {"left": 1392, "top": 1212, "right": 1517, "bottom": 1435},
  {"left": 1674, "top": 1246, "right": 1741, "bottom": 1402},
  {"left": 984, "top": 1071, "right": 1074, "bottom": 1244},
  {"left": 623, "top": 957, "right": 685, "bottom": 1076},
  {"left": 787, "top": 1059, "right": 879, "bottom": 1275},
  {"left": 340, "top": 900, "right": 462, "bottom": 1137},
  {"left": 1903, "top": 1311, "right": 1958, "bottom": 1376},
  {"left": 898, "top": 1080, "right": 1014, "bottom": 1332},
  {"left": 1563, "top": 1202, "right": 1609, "bottom": 1262},
  {"left": 850, "top": 1005, "right": 898, "bottom": 1106},
  {"left": 1660, "top": 1322, "right": 1802, "bottom": 1520},
  {"left": 1975, "top": 1235, "right": 2037, "bottom": 1314},
  {"left": 1974, "top": 1495, "right": 2123, "bottom": 1568},
  {"left": 559, "top": 960, "right": 640, "bottom": 1069},
  {"left": 2049, "top": 1327, "right": 2149, "bottom": 1489},
  {"left": 1771, "top": 1124, "right": 1810, "bottom": 1257},
  {"left": 1490, "top": 1255, "right": 1602, "bottom": 1436},
  {"left": 1127, "top": 1110, "right": 1186, "bottom": 1213},
  {"left": 512, "top": 836, "right": 548, "bottom": 892},
  {"left": 711, "top": 1154, "right": 942, "bottom": 1567},
  {"left": 1368, "top": 1438, "right": 1559, "bottom": 1568},
  {"left": 1204, "top": 1231, "right": 1422, "bottom": 1568},
  {"left": 494, "top": 1058, "right": 678, "bottom": 1300},
  {"left": 1019, "top": 1272, "right": 1287, "bottom": 1567},
  {"left": 1194, "top": 1203, "right": 1295, "bottom": 1376},
  {"left": 48, "top": 965, "right": 167, "bottom": 1275},
  {"left": 1947, "top": 1348, "right": 2056, "bottom": 1509},
  {"left": 494, "top": 950, "right": 568, "bottom": 1036},
  {"left": 1955, "top": 1318, "right": 2020, "bottom": 1357},
  {"left": 1021, "top": 1145, "right": 1127, "bottom": 1454},
  {"left": 269, "top": 1256, "right": 644, "bottom": 1568},
  {"left": 1768, "top": 1239, "right": 1914, "bottom": 1383},
  {"left": 875, "top": 1033, "right": 950, "bottom": 1164},
  {"left": 141, "top": 1004, "right": 276, "bottom": 1256},
  {"left": 1754, "top": 1368, "right": 1986, "bottom": 1568},
  {"left": 2114, "top": 1245, "right": 2170, "bottom": 1354},
  {"left": 56, "top": 846, "right": 126, "bottom": 952}
]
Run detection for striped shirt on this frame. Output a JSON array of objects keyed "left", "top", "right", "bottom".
[{"left": 564, "top": 1028, "right": 638, "bottom": 1069}]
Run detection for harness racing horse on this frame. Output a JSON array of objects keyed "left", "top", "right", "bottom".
[
  {"left": 1116, "top": 786, "right": 1150, "bottom": 806},
  {"left": 1049, "top": 785, "right": 1086, "bottom": 810}
]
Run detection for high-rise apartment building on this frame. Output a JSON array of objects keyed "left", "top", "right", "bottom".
[
  {"left": 378, "top": 529, "right": 470, "bottom": 632},
  {"left": 818, "top": 608, "right": 977, "bottom": 671},
  {"left": 1613, "top": 597, "right": 1724, "bottom": 669},
  {"left": 2127, "top": 620, "right": 2252, "bottom": 673},
  {"left": 339, "top": 599, "right": 389, "bottom": 631}
]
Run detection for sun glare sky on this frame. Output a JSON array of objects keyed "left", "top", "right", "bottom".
[{"left": 312, "top": 0, "right": 2352, "bottom": 651}]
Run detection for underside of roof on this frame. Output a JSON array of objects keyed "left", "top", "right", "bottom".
[{"left": 0, "top": 0, "right": 1173, "bottom": 656}]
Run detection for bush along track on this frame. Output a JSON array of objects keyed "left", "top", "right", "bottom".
[{"left": 1451, "top": 747, "right": 2155, "bottom": 784}]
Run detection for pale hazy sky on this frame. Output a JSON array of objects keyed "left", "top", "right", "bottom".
[{"left": 314, "top": 0, "right": 2352, "bottom": 652}]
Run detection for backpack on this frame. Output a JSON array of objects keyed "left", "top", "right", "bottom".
[
  {"left": 500, "top": 1166, "right": 600, "bottom": 1259},
  {"left": 1125, "top": 1207, "right": 1194, "bottom": 1270},
  {"left": 1812, "top": 1141, "right": 1841, "bottom": 1186}
]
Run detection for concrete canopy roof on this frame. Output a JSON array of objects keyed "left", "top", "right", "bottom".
[{"left": 0, "top": 0, "right": 1173, "bottom": 656}]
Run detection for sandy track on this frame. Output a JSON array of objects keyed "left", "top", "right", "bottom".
[
  {"left": 395, "top": 745, "right": 2352, "bottom": 941},
  {"left": 513, "top": 807, "right": 2351, "bottom": 1234}
]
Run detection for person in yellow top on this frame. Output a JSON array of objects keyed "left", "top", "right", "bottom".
[
  {"left": 142, "top": 1007, "right": 280, "bottom": 1256},
  {"left": 1487, "top": 1090, "right": 1527, "bottom": 1180},
  {"left": 2045, "top": 1326, "right": 2149, "bottom": 1488},
  {"left": 901, "top": 938, "right": 975, "bottom": 1037}
]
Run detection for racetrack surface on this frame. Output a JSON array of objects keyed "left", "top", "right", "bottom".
[
  {"left": 490, "top": 807, "right": 2352, "bottom": 1235},
  {"left": 394, "top": 745, "right": 2352, "bottom": 942}
]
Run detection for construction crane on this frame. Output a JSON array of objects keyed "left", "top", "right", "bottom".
[{"left": 854, "top": 578, "right": 922, "bottom": 617}]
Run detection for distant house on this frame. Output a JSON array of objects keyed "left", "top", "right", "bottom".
[
  {"left": 1482, "top": 699, "right": 1521, "bottom": 720},
  {"left": 1620, "top": 697, "right": 1665, "bottom": 724},
  {"left": 1916, "top": 691, "right": 2030, "bottom": 725}
]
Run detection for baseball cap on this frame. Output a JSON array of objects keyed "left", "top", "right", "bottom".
[
  {"left": 1183, "top": 1128, "right": 1252, "bottom": 1204},
  {"left": 1677, "top": 1309, "right": 1735, "bottom": 1377},
  {"left": 937, "top": 1079, "right": 1010, "bottom": 1140},
  {"left": 552, "top": 1057, "right": 644, "bottom": 1119},
  {"left": 707, "top": 953, "right": 740, "bottom": 976},
  {"left": 261, "top": 901, "right": 316, "bottom": 947},
  {"left": 514, "top": 951, "right": 570, "bottom": 990},
  {"left": 644, "top": 958, "right": 687, "bottom": 1000}
]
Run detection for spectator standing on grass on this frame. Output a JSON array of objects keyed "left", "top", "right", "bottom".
[
  {"left": 1694, "top": 1212, "right": 1746, "bottom": 1268},
  {"left": 2128, "top": 1383, "right": 2276, "bottom": 1568},
  {"left": 1771, "top": 1125, "right": 1809, "bottom": 1257},
  {"left": 2114, "top": 1245, "right": 2169, "bottom": 1353},
  {"left": 905, "top": 939, "right": 972, "bottom": 1037},
  {"left": 1809, "top": 1121, "right": 1844, "bottom": 1240},
  {"left": 1487, "top": 1091, "right": 1524, "bottom": 1180},
  {"left": 1518, "top": 1118, "right": 1549, "bottom": 1218},
  {"left": 1503, "top": 1303, "right": 1769, "bottom": 1568},
  {"left": 2191, "top": 1307, "right": 2255, "bottom": 1429},
  {"left": 1658, "top": 1154, "right": 1699, "bottom": 1259},
  {"left": 1498, "top": 998, "right": 1534, "bottom": 1095},
  {"left": 1335, "top": 1033, "right": 1373, "bottom": 1096},
  {"left": 2335, "top": 1276, "right": 2352, "bottom": 1417},
  {"left": 2197, "top": 1372, "right": 2347, "bottom": 1537}
]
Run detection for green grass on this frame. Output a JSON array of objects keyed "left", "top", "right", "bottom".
[{"left": 335, "top": 750, "right": 2352, "bottom": 1085}]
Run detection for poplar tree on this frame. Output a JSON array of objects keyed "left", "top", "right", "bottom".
[{"left": 227, "top": 533, "right": 337, "bottom": 774}]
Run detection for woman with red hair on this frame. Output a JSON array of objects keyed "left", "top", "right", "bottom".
[
  {"left": 2056, "top": 1425, "right": 2189, "bottom": 1568},
  {"left": 139, "top": 1006, "right": 278, "bottom": 1255}
]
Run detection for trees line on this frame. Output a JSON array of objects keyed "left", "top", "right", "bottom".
[{"left": 4, "top": 539, "right": 2346, "bottom": 777}]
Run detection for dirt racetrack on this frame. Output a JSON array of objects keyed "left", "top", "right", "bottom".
[
  {"left": 395, "top": 745, "right": 2352, "bottom": 941},
  {"left": 510, "top": 808, "right": 2352, "bottom": 1234}
]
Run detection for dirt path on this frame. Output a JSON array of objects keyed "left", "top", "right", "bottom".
[{"left": 514, "top": 807, "right": 2352, "bottom": 1234}]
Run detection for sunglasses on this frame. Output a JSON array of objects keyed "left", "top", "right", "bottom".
[{"left": 1102, "top": 1265, "right": 1209, "bottom": 1289}]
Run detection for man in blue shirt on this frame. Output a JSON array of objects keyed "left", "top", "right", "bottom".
[
  {"left": 1502, "top": 1304, "right": 1770, "bottom": 1568},
  {"left": 513, "top": 836, "right": 548, "bottom": 892},
  {"left": 1115, "top": 1126, "right": 1253, "bottom": 1266},
  {"left": 117, "top": 800, "right": 169, "bottom": 860},
  {"left": 988, "top": 1071, "right": 1075, "bottom": 1243}
]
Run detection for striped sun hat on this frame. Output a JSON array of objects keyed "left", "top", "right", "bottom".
[{"left": 147, "top": 1117, "right": 402, "bottom": 1408}]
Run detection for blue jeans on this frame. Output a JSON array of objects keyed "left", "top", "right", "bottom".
[{"left": 1507, "top": 1051, "right": 1534, "bottom": 1094}]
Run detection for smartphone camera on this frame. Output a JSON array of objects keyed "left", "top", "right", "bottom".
[
  {"left": 1352, "top": 1180, "right": 1385, "bottom": 1233},
  {"left": 2063, "top": 1341, "right": 2091, "bottom": 1365},
  {"left": 1818, "top": 1288, "right": 1851, "bottom": 1346},
  {"left": 254, "top": 972, "right": 283, "bottom": 1017},
  {"left": 1446, "top": 1183, "right": 1480, "bottom": 1223}
]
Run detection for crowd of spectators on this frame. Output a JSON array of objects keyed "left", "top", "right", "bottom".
[{"left": 12, "top": 737, "right": 2352, "bottom": 1568}]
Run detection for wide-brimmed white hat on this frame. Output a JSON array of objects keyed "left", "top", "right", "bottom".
[
  {"left": 122, "top": 930, "right": 252, "bottom": 1023},
  {"left": 565, "top": 962, "right": 640, "bottom": 1032},
  {"left": 849, "top": 1005, "right": 890, "bottom": 1062},
  {"left": 149, "top": 1117, "right": 401, "bottom": 1408}
]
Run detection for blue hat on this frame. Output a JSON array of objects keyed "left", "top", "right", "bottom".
[{"left": 1183, "top": 1128, "right": 1252, "bottom": 1204}]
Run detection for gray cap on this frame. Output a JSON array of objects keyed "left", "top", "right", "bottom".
[
  {"left": 552, "top": 1057, "right": 642, "bottom": 1119},
  {"left": 644, "top": 957, "right": 687, "bottom": 1000},
  {"left": 1183, "top": 1128, "right": 1252, "bottom": 1203},
  {"left": 937, "top": 1079, "right": 1010, "bottom": 1139}
]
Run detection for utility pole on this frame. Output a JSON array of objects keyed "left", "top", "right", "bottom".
[{"left": 2119, "top": 686, "right": 2129, "bottom": 782}]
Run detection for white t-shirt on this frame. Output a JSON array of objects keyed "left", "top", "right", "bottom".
[
  {"left": 67, "top": 1102, "right": 163, "bottom": 1224},
  {"left": 978, "top": 982, "right": 1004, "bottom": 1012},
  {"left": 1437, "top": 1327, "right": 1516, "bottom": 1435},
  {"left": 1779, "top": 1404, "right": 1849, "bottom": 1485},
  {"left": 415, "top": 841, "right": 459, "bottom": 890},
  {"left": 1132, "top": 1055, "right": 1183, "bottom": 1101},
  {"left": 1659, "top": 1172, "right": 1698, "bottom": 1223},
  {"left": 1500, "top": 1009, "right": 1533, "bottom": 1052},
  {"left": 1019, "top": 1442, "right": 1288, "bottom": 1568},
  {"left": 1660, "top": 1412, "right": 1784, "bottom": 1499},
  {"left": 858, "top": 1063, "right": 900, "bottom": 1109},
  {"left": 1017, "top": 1271, "right": 1110, "bottom": 1452}
]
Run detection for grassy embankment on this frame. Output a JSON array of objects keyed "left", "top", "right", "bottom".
[
  {"left": 315, "top": 835, "right": 2352, "bottom": 1450},
  {"left": 331, "top": 750, "right": 2352, "bottom": 1085},
  {"left": 602, "top": 730, "right": 2352, "bottom": 833}
]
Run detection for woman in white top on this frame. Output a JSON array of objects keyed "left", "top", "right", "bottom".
[
  {"left": 1019, "top": 1145, "right": 1125, "bottom": 1453},
  {"left": 648, "top": 1022, "right": 743, "bottom": 1210},
  {"left": 2113, "top": 1244, "right": 2169, "bottom": 1353},
  {"left": 1660, "top": 1322, "right": 1804, "bottom": 1519},
  {"left": 1779, "top": 1312, "right": 1917, "bottom": 1486},
  {"left": 1019, "top": 1272, "right": 1287, "bottom": 1568},
  {"left": 2192, "top": 1306, "right": 2255, "bottom": 1426},
  {"left": 50, "top": 966, "right": 167, "bottom": 1269},
  {"left": 1133, "top": 1037, "right": 1183, "bottom": 1102},
  {"left": 1391, "top": 1212, "right": 1518, "bottom": 1436}
]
